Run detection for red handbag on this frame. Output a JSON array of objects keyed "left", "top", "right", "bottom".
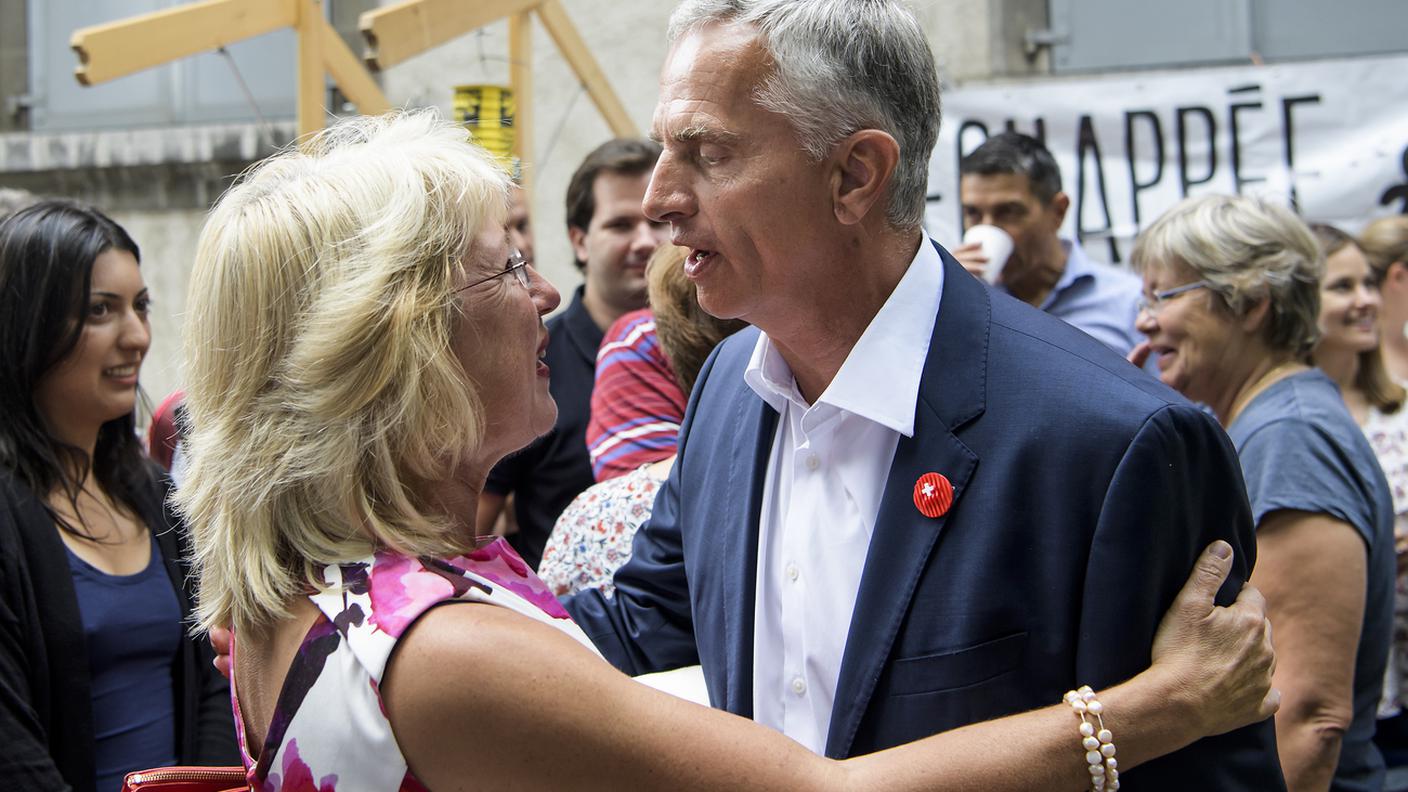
[{"left": 120, "top": 765, "right": 248, "bottom": 792}]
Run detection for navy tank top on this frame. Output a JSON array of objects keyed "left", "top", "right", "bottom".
[{"left": 66, "top": 533, "right": 182, "bottom": 792}]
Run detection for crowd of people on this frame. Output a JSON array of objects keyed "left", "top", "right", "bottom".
[{"left": 1, "top": 0, "right": 1407, "bottom": 790}]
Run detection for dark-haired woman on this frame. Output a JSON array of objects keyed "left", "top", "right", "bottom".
[{"left": 0, "top": 201, "right": 236, "bottom": 791}]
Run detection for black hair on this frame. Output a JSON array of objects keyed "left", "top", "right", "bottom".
[
  {"left": 0, "top": 200, "right": 152, "bottom": 537},
  {"left": 564, "top": 138, "right": 662, "bottom": 270},
  {"left": 959, "top": 131, "right": 1063, "bottom": 204}
]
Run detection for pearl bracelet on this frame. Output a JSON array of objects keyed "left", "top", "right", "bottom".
[{"left": 1064, "top": 685, "right": 1118, "bottom": 791}]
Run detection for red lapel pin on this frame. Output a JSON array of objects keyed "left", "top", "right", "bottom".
[{"left": 913, "top": 472, "right": 954, "bottom": 519}]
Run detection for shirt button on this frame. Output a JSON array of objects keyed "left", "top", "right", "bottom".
[
  {"left": 791, "top": 676, "right": 807, "bottom": 695},
  {"left": 805, "top": 454, "right": 820, "bottom": 471},
  {"left": 786, "top": 563, "right": 799, "bottom": 582}
]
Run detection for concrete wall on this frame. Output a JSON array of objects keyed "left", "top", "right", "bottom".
[
  {"left": 0, "top": 0, "right": 27, "bottom": 132},
  {"left": 107, "top": 207, "right": 208, "bottom": 406}
]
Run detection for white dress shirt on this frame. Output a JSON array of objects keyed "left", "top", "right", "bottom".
[{"left": 746, "top": 234, "right": 945, "bottom": 754}]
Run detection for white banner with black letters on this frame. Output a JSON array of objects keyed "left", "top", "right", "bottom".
[{"left": 924, "top": 54, "right": 1408, "bottom": 266}]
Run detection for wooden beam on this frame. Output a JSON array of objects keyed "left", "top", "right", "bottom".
[
  {"left": 71, "top": 0, "right": 296, "bottom": 86},
  {"left": 295, "top": 0, "right": 324, "bottom": 137},
  {"left": 319, "top": 17, "right": 391, "bottom": 116},
  {"left": 535, "top": 0, "right": 635, "bottom": 137},
  {"left": 508, "top": 10, "right": 533, "bottom": 199},
  {"left": 360, "top": 0, "right": 540, "bottom": 72}
]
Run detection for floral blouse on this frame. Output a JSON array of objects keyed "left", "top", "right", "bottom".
[
  {"left": 231, "top": 539, "right": 599, "bottom": 791},
  {"left": 538, "top": 464, "right": 668, "bottom": 597},
  {"left": 1365, "top": 405, "right": 1408, "bottom": 715}
]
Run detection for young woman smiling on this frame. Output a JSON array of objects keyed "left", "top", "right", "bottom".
[{"left": 0, "top": 201, "right": 236, "bottom": 792}]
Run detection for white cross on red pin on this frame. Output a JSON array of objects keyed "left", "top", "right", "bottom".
[{"left": 912, "top": 472, "right": 953, "bottom": 518}]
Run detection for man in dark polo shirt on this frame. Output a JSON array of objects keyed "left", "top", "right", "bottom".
[{"left": 476, "top": 139, "right": 668, "bottom": 568}]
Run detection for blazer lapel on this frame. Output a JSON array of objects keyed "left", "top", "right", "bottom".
[
  {"left": 717, "top": 387, "right": 778, "bottom": 718},
  {"left": 825, "top": 252, "right": 990, "bottom": 758}
]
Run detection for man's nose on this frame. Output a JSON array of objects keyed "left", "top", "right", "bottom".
[{"left": 642, "top": 153, "right": 693, "bottom": 224}]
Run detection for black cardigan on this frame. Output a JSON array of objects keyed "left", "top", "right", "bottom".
[{"left": 0, "top": 464, "right": 238, "bottom": 792}]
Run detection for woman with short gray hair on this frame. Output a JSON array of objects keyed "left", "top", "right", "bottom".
[{"left": 1134, "top": 194, "right": 1395, "bottom": 792}]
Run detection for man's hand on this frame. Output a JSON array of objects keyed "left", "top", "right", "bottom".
[
  {"left": 951, "top": 242, "right": 990, "bottom": 281},
  {"left": 210, "top": 625, "right": 232, "bottom": 680}
]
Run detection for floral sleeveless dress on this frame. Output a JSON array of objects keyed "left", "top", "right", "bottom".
[{"left": 232, "top": 538, "right": 600, "bottom": 791}]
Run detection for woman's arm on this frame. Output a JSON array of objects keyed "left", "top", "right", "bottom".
[
  {"left": 382, "top": 542, "right": 1276, "bottom": 792},
  {"left": 1251, "top": 509, "right": 1367, "bottom": 792}
]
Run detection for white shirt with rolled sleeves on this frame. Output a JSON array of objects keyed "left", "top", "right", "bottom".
[{"left": 745, "top": 234, "right": 945, "bottom": 754}]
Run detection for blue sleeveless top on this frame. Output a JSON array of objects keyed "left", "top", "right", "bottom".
[{"left": 66, "top": 534, "right": 182, "bottom": 792}]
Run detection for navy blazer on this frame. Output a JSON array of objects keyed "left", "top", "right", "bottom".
[{"left": 567, "top": 247, "right": 1285, "bottom": 788}]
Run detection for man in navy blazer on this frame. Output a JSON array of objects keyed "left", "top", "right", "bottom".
[{"left": 567, "top": 0, "right": 1284, "bottom": 787}]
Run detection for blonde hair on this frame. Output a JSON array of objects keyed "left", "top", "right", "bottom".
[
  {"left": 179, "top": 111, "right": 511, "bottom": 633},
  {"left": 1131, "top": 194, "right": 1324, "bottom": 357},
  {"left": 1361, "top": 216, "right": 1408, "bottom": 279}
]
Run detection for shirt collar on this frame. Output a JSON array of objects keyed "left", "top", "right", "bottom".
[
  {"left": 744, "top": 233, "right": 945, "bottom": 437},
  {"left": 1040, "top": 238, "right": 1095, "bottom": 310}
]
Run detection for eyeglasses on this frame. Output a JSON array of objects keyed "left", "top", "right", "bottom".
[
  {"left": 455, "top": 249, "right": 530, "bottom": 294},
  {"left": 1136, "top": 279, "right": 1212, "bottom": 316}
]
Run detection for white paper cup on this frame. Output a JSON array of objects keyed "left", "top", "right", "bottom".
[{"left": 962, "top": 224, "right": 1014, "bottom": 284}]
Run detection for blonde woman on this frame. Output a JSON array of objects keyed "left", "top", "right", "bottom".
[{"left": 183, "top": 112, "right": 1277, "bottom": 791}]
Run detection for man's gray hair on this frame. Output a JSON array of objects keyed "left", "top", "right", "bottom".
[{"left": 668, "top": 0, "right": 940, "bottom": 229}]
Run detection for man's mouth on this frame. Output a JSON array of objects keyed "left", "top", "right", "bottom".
[{"left": 685, "top": 249, "right": 716, "bottom": 278}]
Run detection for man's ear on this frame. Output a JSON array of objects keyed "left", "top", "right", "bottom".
[
  {"left": 567, "top": 225, "right": 590, "bottom": 270},
  {"left": 1046, "top": 191, "right": 1071, "bottom": 230},
  {"left": 832, "top": 129, "right": 900, "bottom": 226}
]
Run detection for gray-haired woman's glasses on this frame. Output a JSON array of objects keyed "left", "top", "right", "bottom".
[
  {"left": 1136, "top": 279, "right": 1212, "bottom": 317},
  {"left": 455, "top": 249, "right": 530, "bottom": 294}
]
